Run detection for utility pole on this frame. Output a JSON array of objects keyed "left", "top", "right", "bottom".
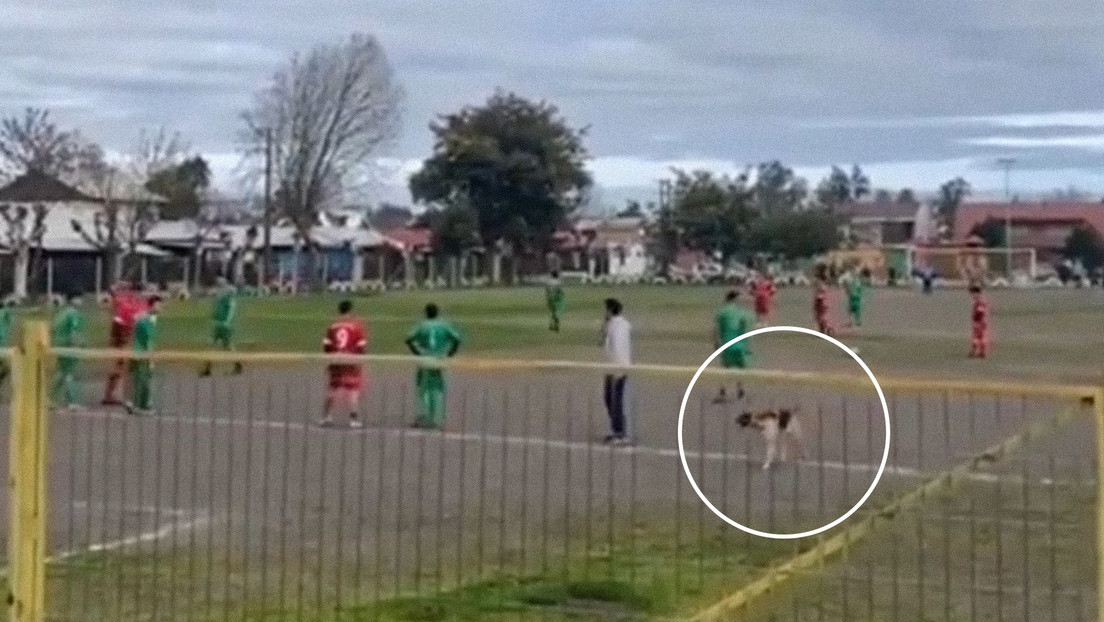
[
  {"left": 996, "top": 157, "right": 1017, "bottom": 279},
  {"left": 261, "top": 127, "right": 273, "bottom": 287}
]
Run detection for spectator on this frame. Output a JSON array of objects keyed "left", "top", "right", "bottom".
[{"left": 601, "top": 298, "right": 632, "bottom": 446}]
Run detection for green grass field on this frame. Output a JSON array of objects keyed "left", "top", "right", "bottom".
[{"left": 43, "top": 283, "right": 1104, "bottom": 384}]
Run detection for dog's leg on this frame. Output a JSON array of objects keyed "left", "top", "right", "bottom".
[{"left": 761, "top": 420, "right": 780, "bottom": 470}]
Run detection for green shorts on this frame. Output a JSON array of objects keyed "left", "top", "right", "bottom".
[
  {"left": 720, "top": 347, "right": 749, "bottom": 369},
  {"left": 416, "top": 367, "right": 445, "bottom": 391},
  {"left": 212, "top": 324, "right": 235, "bottom": 346}
]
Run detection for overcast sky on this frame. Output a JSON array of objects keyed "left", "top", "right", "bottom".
[{"left": 3, "top": 0, "right": 1104, "bottom": 205}]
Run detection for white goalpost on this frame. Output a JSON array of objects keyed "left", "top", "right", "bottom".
[{"left": 906, "top": 246, "right": 1038, "bottom": 285}]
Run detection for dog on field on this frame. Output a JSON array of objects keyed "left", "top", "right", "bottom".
[{"left": 737, "top": 408, "right": 805, "bottom": 470}]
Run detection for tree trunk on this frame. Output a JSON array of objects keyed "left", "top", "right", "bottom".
[
  {"left": 490, "top": 250, "right": 502, "bottom": 285},
  {"left": 13, "top": 246, "right": 29, "bottom": 301}
]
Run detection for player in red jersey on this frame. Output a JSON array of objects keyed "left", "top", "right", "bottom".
[
  {"left": 102, "top": 281, "right": 145, "bottom": 405},
  {"left": 968, "top": 285, "right": 990, "bottom": 358},
  {"left": 813, "top": 278, "right": 833, "bottom": 336},
  {"left": 320, "top": 299, "right": 368, "bottom": 428},
  {"left": 750, "top": 273, "right": 776, "bottom": 327}
]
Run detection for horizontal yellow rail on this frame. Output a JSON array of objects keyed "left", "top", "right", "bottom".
[
  {"left": 50, "top": 347, "right": 1096, "bottom": 400},
  {"left": 689, "top": 401, "right": 1092, "bottom": 622}
]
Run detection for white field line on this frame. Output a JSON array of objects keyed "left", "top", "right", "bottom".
[
  {"left": 0, "top": 512, "right": 214, "bottom": 578},
  {"left": 70, "top": 500, "right": 192, "bottom": 518},
  {"left": 65, "top": 409, "right": 1076, "bottom": 487}
]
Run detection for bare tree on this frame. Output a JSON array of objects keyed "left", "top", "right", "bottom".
[
  {"left": 127, "top": 126, "right": 189, "bottom": 182},
  {"left": 0, "top": 108, "right": 86, "bottom": 181},
  {"left": 0, "top": 203, "right": 47, "bottom": 300},
  {"left": 240, "top": 32, "right": 403, "bottom": 243},
  {"left": 70, "top": 147, "right": 160, "bottom": 284}
]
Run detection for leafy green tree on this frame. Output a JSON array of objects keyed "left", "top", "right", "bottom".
[
  {"left": 410, "top": 91, "right": 591, "bottom": 259},
  {"left": 1064, "top": 225, "right": 1104, "bottom": 273},
  {"left": 751, "top": 160, "right": 807, "bottom": 215},
  {"left": 969, "top": 218, "right": 1006, "bottom": 248},
  {"left": 748, "top": 209, "right": 842, "bottom": 259},
  {"left": 815, "top": 165, "right": 851, "bottom": 208},
  {"left": 428, "top": 201, "right": 481, "bottom": 257},
  {"left": 145, "top": 156, "right": 211, "bottom": 220},
  {"left": 669, "top": 169, "right": 754, "bottom": 264}
]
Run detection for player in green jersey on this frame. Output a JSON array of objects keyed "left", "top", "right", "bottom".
[
  {"left": 201, "top": 277, "right": 242, "bottom": 376},
  {"left": 126, "top": 296, "right": 162, "bottom": 415},
  {"left": 545, "top": 271, "right": 565, "bottom": 332},
  {"left": 713, "top": 290, "right": 753, "bottom": 404},
  {"left": 405, "top": 303, "right": 462, "bottom": 429},
  {"left": 0, "top": 300, "right": 13, "bottom": 384},
  {"left": 845, "top": 272, "right": 866, "bottom": 328},
  {"left": 51, "top": 294, "right": 85, "bottom": 409}
]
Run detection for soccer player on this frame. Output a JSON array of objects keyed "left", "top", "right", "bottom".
[
  {"left": 51, "top": 294, "right": 85, "bottom": 410},
  {"left": 845, "top": 272, "right": 866, "bottom": 328},
  {"left": 969, "top": 285, "right": 990, "bottom": 358},
  {"left": 126, "top": 295, "right": 161, "bottom": 416},
  {"left": 750, "top": 273, "right": 776, "bottom": 327},
  {"left": 201, "top": 277, "right": 242, "bottom": 377},
  {"left": 713, "top": 290, "right": 752, "bottom": 404},
  {"left": 601, "top": 298, "right": 631, "bottom": 445},
  {"left": 545, "top": 271, "right": 565, "bottom": 332},
  {"left": 406, "top": 303, "right": 462, "bottom": 430},
  {"left": 103, "top": 281, "right": 144, "bottom": 405},
  {"left": 814, "top": 278, "right": 834, "bottom": 336},
  {"left": 0, "top": 299, "right": 13, "bottom": 384},
  {"left": 321, "top": 300, "right": 368, "bottom": 429}
]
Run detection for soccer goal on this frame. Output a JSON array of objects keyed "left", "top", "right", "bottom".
[{"left": 906, "top": 245, "right": 1038, "bottom": 285}]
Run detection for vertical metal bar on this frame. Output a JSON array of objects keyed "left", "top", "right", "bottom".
[
  {"left": 335, "top": 396, "right": 350, "bottom": 608},
  {"left": 521, "top": 384, "right": 532, "bottom": 575},
  {"left": 1020, "top": 396, "right": 1030, "bottom": 622},
  {"left": 435, "top": 405, "right": 446, "bottom": 596},
  {"left": 351, "top": 379, "right": 371, "bottom": 609},
  {"left": 866, "top": 398, "right": 875, "bottom": 622},
  {"left": 412, "top": 411, "right": 426, "bottom": 597},
  {"left": 63, "top": 357, "right": 79, "bottom": 620},
  {"left": 969, "top": 393, "right": 979, "bottom": 622},
  {"left": 1095, "top": 383, "right": 1104, "bottom": 622},
  {"left": 476, "top": 387, "right": 489, "bottom": 579},
  {"left": 393, "top": 384, "right": 409, "bottom": 596},
  {"left": 277, "top": 379, "right": 292, "bottom": 616},
  {"left": 697, "top": 394, "right": 706, "bottom": 590},
  {"left": 890, "top": 394, "right": 900, "bottom": 622},
  {"left": 258, "top": 373, "right": 274, "bottom": 615},
  {"left": 295, "top": 376, "right": 312, "bottom": 621},
  {"left": 563, "top": 391, "right": 573, "bottom": 582},
  {"left": 221, "top": 374, "right": 236, "bottom": 621},
  {"left": 541, "top": 385, "right": 552, "bottom": 576},
  {"left": 1047, "top": 452, "right": 1057, "bottom": 622},
  {"left": 628, "top": 388, "right": 638, "bottom": 589},
  {"left": 113, "top": 397, "right": 130, "bottom": 621},
  {"left": 943, "top": 391, "right": 952, "bottom": 622},
  {"left": 498, "top": 387, "right": 510, "bottom": 582},
  {"left": 187, "top": 361, "right": 202, "bottom": 622},
  {"left": 205, "top": 375, "right": 220, "bottom": 619},
  {"left": 917, "top": 394, "right": 926, "bottom": 622},
  {"left": 454, "top": 385, "right": 468, "bottom": 588},
  {"left": 995, "top": 398, "right": 1005, "bottom": 621},
  {"left": 373, "top": 381, "right": 390, "bottom": 620},
  {"left": 168, "top": 370, "right": 185, "bottom": 618},
  {"left": 584, "top": 390, "right": 594, "bottom": 581}
]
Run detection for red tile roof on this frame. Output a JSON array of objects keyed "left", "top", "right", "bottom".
[
  {"left": 380, "top": 226, "right": 433, "bottom": 251},
  {"left": 954, "top": 201, "right": 1104, "bottom": 245}
]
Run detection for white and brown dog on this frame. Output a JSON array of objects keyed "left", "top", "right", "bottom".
[{"left": 737, "top": 408, "right": 806, "bottom": 470}]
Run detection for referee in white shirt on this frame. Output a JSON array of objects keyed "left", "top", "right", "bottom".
[{"left": 602, "top": 298, "right": 632, "bottom": 445}]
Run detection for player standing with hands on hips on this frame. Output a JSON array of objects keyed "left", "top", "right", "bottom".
[
  {"left": 125, "top": 296, "right": 161, "bottom": 416},
  {"left": 601, "top": 298, "right": 632, "bottom": 446},
  {"left": 406, "top": 303, "right": 462, "bottom": 430}
]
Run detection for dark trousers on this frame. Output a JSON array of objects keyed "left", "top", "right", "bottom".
[{"left": 604, "top": 374, "right": 628, "bottom": 437}]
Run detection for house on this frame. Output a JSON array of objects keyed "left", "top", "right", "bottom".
[
  {"left": 0, "top": 169, "right": 168, "bottom": 298},
  {"left": 838, "top": 199, "right": 933, "bottom": 245},
  {"left": 554, "top": 216, "right": 649, "bottom": 280},
  {"left": 953, "top": 201, "right": 1104, "bottom": 266}
]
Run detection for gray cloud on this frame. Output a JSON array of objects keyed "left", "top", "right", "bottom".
[{"left": 1, "top": 0, "right": 1104, "bottom": 198}]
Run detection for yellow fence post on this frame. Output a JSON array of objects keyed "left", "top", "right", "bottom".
[
  {"left": 7, "top": 321, "right": 49, "bottom": 622},
  {"left": 1097, "top": 377, "right": 1104, "bottom": 622}
]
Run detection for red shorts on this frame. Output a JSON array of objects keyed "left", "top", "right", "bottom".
[
  {"left": 328, "top": 364, "right": 364, "bottom": 391},
  {"left": 972, "top": 325, "right": 989, "bottom": 341},
  {"left": 754, "top": 299, "right": 770, "bottom": 316},
  {"left": 110, "top": 323, "right": 133, "bottom": 348}
]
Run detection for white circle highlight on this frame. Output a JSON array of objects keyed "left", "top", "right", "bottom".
[{"left": 677, "top": 325, "right": 890, "bottom": 540}]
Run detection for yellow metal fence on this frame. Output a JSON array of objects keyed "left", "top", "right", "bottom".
[{"left": 3, "top": 320, "right": 1103, "bottom": 621}]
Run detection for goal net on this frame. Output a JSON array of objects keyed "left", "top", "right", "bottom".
[{"left": 908, "top": 246, "right": 1037, "bottom": 284}]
